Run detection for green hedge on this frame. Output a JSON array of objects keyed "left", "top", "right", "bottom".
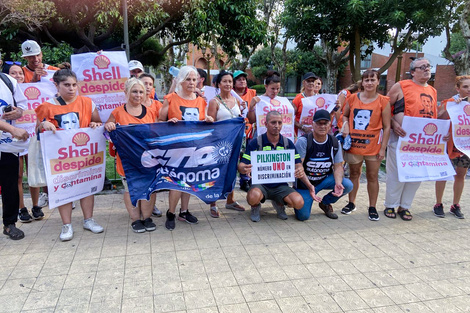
[{"left": 251, "top": 84, "right": 265, "bottom": 94}]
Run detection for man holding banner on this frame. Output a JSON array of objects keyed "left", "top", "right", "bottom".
[
  {"left": 238, "top": 111, "right": 317, "bottom": 222},
  {"left": 433, "top": 75, "right": 470, "bottom": 219},
  {"left": 384, "top": 58, "right": 437, "bottom": 221}
]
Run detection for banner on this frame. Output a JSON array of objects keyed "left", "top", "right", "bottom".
[
  {"left": 41, "top": 127, "right": 106, "bottom": 207},
  {"left": 446, "top": 100, "right": 470, "bottom": 157},
  {"left": 299, "top": 94, "right": 337, "bottom": 136},
  {"left": 16, "top": 82, "right": 57, "bottom": 144},
  {"left": 71, "top": 51, "right": 129, "bottom": 123},
  {"left": 251, "top": 150, "right": 295, "bottom": 184},
  {"left": 397, "top": 116, "right": 455, "bottom": 182},
  {"left": 256, "top": 96, "right": 294, "bottom": 141},
  {"left": 109, "top": 118, "right": 245, "bottom": 206}
]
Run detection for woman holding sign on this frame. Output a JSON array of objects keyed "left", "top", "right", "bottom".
[
  {"left": 341, "top": 70, "right": 391, "bottom": 221},
  {"left": 159, "top": 66, "right": 214, "bottom": 231},
  {"left": 206, "top": 70, "right": 246, "bottom": 217},
  {"left": 35, "top": 65, "right": 103, "bottom": 241},
  {"left": 433, "top": 75, "right": 470, "bottom": 219},
  {"left": 292, "top": 72, "right": 322, "bottom": 135},
  {"left": 105, "top": 78, "right": 159, "bottom": 232}
]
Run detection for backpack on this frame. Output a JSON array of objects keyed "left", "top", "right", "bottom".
[
  {"left": 305, "top": 132, "right": 339, "bottom": 158},
  {"left": 257, "top": 134, "right": 289, "bottom": 151},
  {"left": 0, "top": 72, "right": 17, "bottom": 107}
]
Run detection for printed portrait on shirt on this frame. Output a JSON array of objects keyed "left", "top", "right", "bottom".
[
  {"left": 353, "top": 109, "right": 372, "bottom": 130},
  {"left": 419, "top": 93, "right": 434, "bottom": 118},
  {"left": 55, "top": 112, "right": 80, "bottom": 130},
  {"left": 180, "top": 106, "right": 199, "bottom": 121}
]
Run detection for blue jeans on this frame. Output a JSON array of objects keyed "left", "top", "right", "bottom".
[{"left": 295, "top": 174, "right": 353, "bottom": 221}]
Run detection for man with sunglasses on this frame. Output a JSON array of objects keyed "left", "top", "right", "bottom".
[
  {"left": 384, "top": 57, "right": 438, "bottom": 221},
  {"left": 21, "top": 40, "right": 59, "bottom": 83}
]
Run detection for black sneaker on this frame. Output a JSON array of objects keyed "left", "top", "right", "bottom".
[
  {"left": 31, "top": 206, "right": 44, "bottom": 220},
  {"left": 143, "top": 217, "right": 156, "bottom": 231},
  {"left": 178, "top": 210, "right": 198, "bottom": 224},
  {"left": 450, "top": 204, "right": 465, "bottom": 219},
  {"left": 341, "top": 202, "right": 356, "bottom": 215},
  {"left": 18, "top": 208, "right": 32, "bottom": 223},
  {"left": 131, "top": 220, "right": 146, "bottom": 233},
  {"left": 165, "top": 210, "right": 176, "bottom": 231},
  {"left": 368, "top": 206, "right": 380, "bottom": 221},
  {"left": 433, "top": 203, "right": 445, "bottom": 218}
]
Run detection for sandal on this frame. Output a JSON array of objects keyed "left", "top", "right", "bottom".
[
  {"left": 225, "top": 201, "right": 246, "bottom": 211},
  {"left": 368, "top": 207, "right": 380, "bottom": 221},
  {"left": 3, "top": 224, "right": 25, "bottom": 240},
  {"left": 398, "top": 209, "right": 412, "bottom": 221},
  {"left": 383, "top": 208, "right": 396, "bottom": 219},
  {"left": 210, "top": 205, "right": 220, "bottom": 218}
]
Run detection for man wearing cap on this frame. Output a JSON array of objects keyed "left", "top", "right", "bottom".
[
  {"left": 238, "top": 110, "right": 317, "bottom": 222},
  {"left": 128, "top": 60, "right": 144, "bottom": 78},
  {"left": 294, "top": 109, "right": 353, "bottom": 220},
  {"left": 21, "top": 40, "right": 60, "bottom": 83},
  {"left": 233, "top": 70, "right": 257, "bottom": 191}
]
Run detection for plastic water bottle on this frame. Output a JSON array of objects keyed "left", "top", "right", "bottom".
[{"left": 169, "top": 66, "right": 179, "bottom": 77}]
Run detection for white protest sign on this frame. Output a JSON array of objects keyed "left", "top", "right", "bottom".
[
  {"left": 41, "top": 126, "right": 106, "bottom": 207},
  {"left": 16, "top": 82, "right": 57, "bottom": 147},
  {"left": 255, "top": 96, "right": 295, "bottom": 142},
  {"left": 251, "top": 150, "right": 295, "bottom": 184},
  {"left": 298, "top": 94, "right": 337, "bottom": 136},
  {"left": 446, "top": 100, "right": 470, "bottom": 157},
  {"left": 71, "top": 51, "right": 129, "bottom": 123},
  {"left": 397, "top": 116, "right": 455, "bottom": 182}
]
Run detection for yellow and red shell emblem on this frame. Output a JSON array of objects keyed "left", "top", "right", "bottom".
[
  {"left": 24, "top": 86, "right": 41, "bottom": 100},
  {"left": 72, "top": 132, "right": 90, "bottom": 147},
  {"left": 423, "top": 123, "right": 438, "bottom": 136},
  {"left": 93, "top": 55, "right": 111, "bottom": 69}
]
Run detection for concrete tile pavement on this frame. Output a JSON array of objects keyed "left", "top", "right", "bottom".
[{"left": 0, "top": 180, "right": 469, "bottom": 312}]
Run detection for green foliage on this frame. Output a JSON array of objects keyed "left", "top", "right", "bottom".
[{"left": 251, "top": 84, "right": 266, "bottom": 94}]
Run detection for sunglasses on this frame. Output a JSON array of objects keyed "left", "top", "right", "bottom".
[{"left": 5, "top": 61, "right": 21, "bottom": 65}]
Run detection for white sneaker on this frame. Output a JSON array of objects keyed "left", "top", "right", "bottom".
[
  {"left": 83, "top": 218, "right": 104, "bottom": 233},
  {"left": 38, "top": 193, "right": 48, "bottom": 208},
  {"left": 60, "top": 224, "right": 73, "bottom": 241}
]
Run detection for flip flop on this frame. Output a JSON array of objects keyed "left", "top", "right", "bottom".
[
  {"left": 225, "top": 201, "right": 246, "bottom": 211},
  {"left": 210, "top": 206, "right": 220, "bottom": 218},
  {"left": 398, "top": 209, "right": 412, "bottom": 221},
  {"left": 383, "top": 208, "right": 396, "bottom": 219}
]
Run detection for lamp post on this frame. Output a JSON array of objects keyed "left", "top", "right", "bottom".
[{"left": 122, "top": 0, "right": 130, "bottom": 60}]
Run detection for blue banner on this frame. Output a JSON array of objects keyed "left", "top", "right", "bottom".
[{"left": 109, "top": 118, "right": 245, "bottom": 206}]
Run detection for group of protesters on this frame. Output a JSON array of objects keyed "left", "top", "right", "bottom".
[{"left": 0, "top": 39, "right": 468, "bottom": 242}]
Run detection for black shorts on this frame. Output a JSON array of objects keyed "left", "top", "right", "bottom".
[{"left": 250, "top": 184, "right": 296, "bottom": 204}]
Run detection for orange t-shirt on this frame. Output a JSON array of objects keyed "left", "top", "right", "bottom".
[
  {"left": 164, "top": 92, "right": 206, "bottom": 121},
  {"left": 347, "top": 93, "right": 389, "bottom": 156},
  {"left": 336, "top": 90, "right": 351, "bottom": 130},
  {"left": 147, "top": 100, "right": 162, "bottom": 119},
  {"left": 111, "top": 104, "right": 158, "bottom": 176},
  {"left": 442, "top": 98, "right": 464, "bottom": 159},
  {"left": 23, "top": 64, "right": 60, "bottom": 83},
  {"left": 292, "top": 93, "right": 305, "bottom": 135},
  {"left": 35, "top": 95, "right": 94, "bottom": 129},
  {"left": 399, "top": 80, "right": 437, "bottom": 119}
]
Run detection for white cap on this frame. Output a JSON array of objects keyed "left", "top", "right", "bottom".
[
  {"left": 21, "top": 40, "right": 41, "bottom": 57},
  {"left": 128, "top": 60, "right": 144, "bottom": 72}
]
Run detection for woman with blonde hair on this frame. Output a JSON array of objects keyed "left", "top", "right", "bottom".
[{"left": 159, "top": 66, "right": 214, "bottom": 230}]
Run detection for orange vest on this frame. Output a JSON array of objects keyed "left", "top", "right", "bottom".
[
  {"left": 23, "top": 65, "right": 60, "bottom": 83},
  {"left": 348, "top": 93, "right": 389, "bottom": 156},
  {"left": 336, "top": 90, "right": 351, "bottom": 130},
  {"left": 35, "top": 95, "right": 94, "bottom": 129},
  {"left": 238, "top": 88, "right": 256, "bottom": 138},
  {"left": 164, "top": 92, "right": 206, "bottom": 121},
  {"left": 111, "top": 104, "right": 158, "bottom": 176},
  {"left": 147, "top": 100, "right": 163, "bottom": 119},
  {"left": 293, "top": 93, "right": 305, "bottom": 135},
  {"left": 399, "top": 80, "right": 437, "bottom": 119},
  {"left": 442, "top": 98, "right": 464, "bottom": 159}
]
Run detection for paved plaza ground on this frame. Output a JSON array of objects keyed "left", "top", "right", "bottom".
[{"left": 1, "top": 180, "right": 470, "bottom": 313}]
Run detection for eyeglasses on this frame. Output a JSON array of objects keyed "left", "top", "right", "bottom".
[
  {"left": 415, "top": 64, "right": 432, "bottom": 71},
  {"left": 5, "top": 61, "right": 21, "bottom": 65}
]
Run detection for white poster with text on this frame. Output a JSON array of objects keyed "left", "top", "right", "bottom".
[{"left": 255, "top": 95, "right": 295, "bottom": 142}]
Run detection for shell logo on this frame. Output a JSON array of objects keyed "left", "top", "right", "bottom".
[
  {"left": 72, "top": 132, "right": 90, "bottom": 147},
  {"left": 24, "top": 87, "right": 41, "bottom": 100},
  {"left": 464, "top": 104, "right": 470, "bottom": 116},
  {"left": 316, "top": 97, "right": 325, "bottom": 108},
  {"left": 93, "top": 55, "right": 111, "bottom": 69},
  {"left": 270, "top": 98, "right": 281, "bottom": 107},
  {"left": 423, "top": 123, "right": 438, "bottom": 136}
]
